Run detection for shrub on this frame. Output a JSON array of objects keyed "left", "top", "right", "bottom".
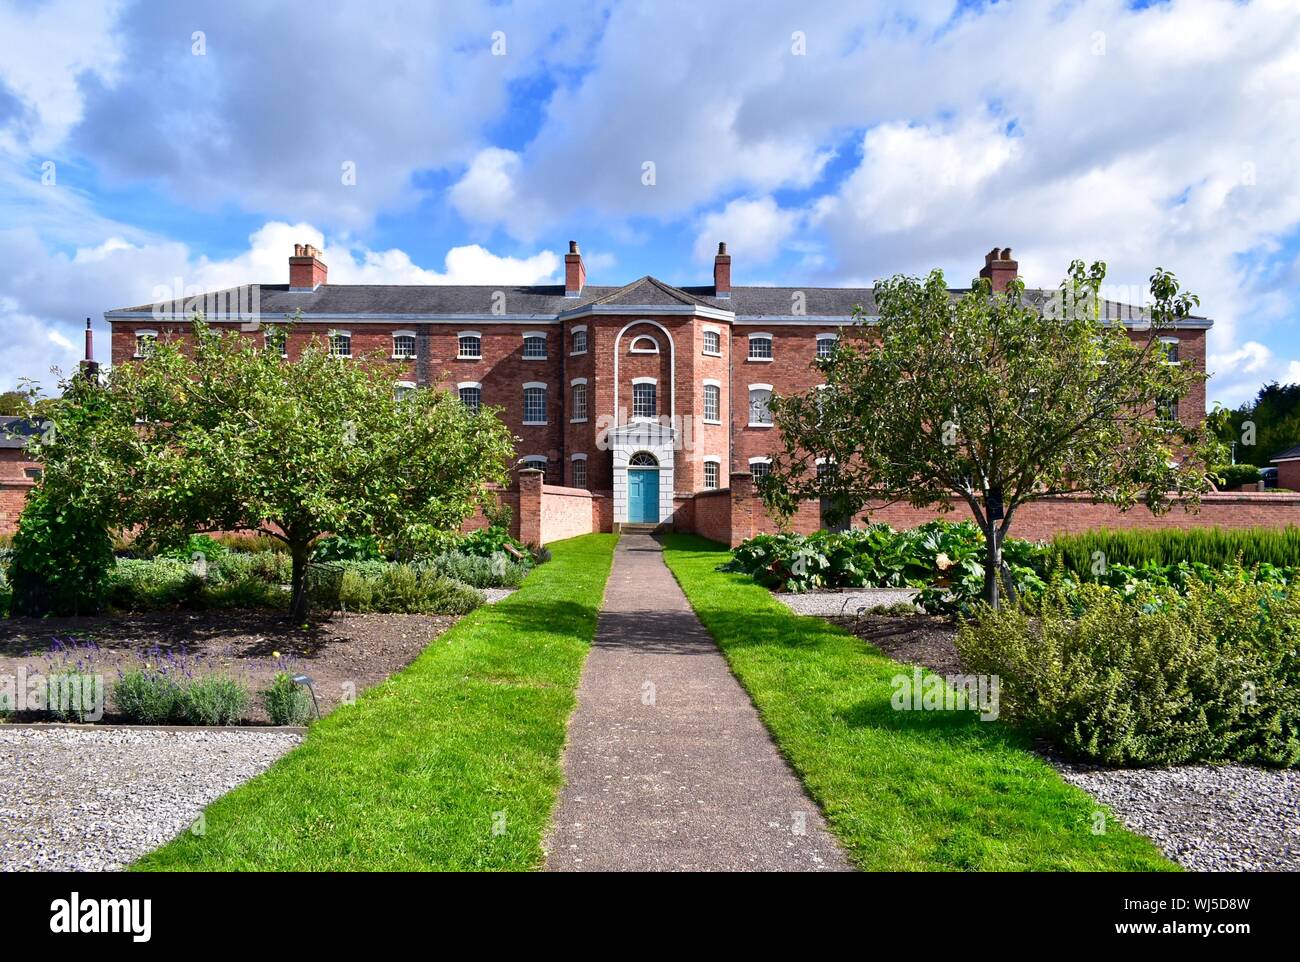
[
  {"left": 113, "top": 667, "right": 183, "bottom": 724},
  {"left": 313, "top": 561, "right": 482, "bottom": 614},
  {"left": 863, "top": 600, "right": 920, "bottom": 616},
  {"left": 431, "top": 551, "right": 530, "bottom": 588},
  {"left": 337, "top": 568, "right": 374, "bottom": 611},
  {"left": 216, "top": 551, "right": 292, "bottom": 585},
  {"left": 105, "top": 558, "right": 203, "bottom": 610},
  {"left": 0, "top": 552, "right": 11, "bottom": 618},
  {"left": 180, "top": 675, "right": 250, "bottom": 725},
  {"left": 724, "top": 521, "right": 1047, "bottom": 614},
  {"left": 371, "top": 565, "right": 483, "bottom": 615},
  {"left": 162, "top": 534, "right": 230, "bottom": 564},
  {"left": 204, "top": 577, "right": 282, "bottom": 609},
  {"left": 211, "top": 533, "right": 288, "bottom": 554},
  {"left": 456, "top": 525, "right": 528, "bottom": 559},
  {"left": 44, "top": 671, "right": 104, "bottom": 722},
  {"left": 956, "top": 577, "right": 1300, "bottom": 767},
  {"left": 1211, "top": 463, "right": 1263, "bottom": 490},
  {"left": 262, "top": 672, "right": 315, "bottom": 725},
  {"left": 8, "top": 485, "right": 115, "bottom": 616},
  {"left": 313, "top": 534, "right": 383, "bottom": 562}
]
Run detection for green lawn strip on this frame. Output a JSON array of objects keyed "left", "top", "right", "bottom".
[
  {"left": 134, "top": 533, "right": 617, "bottom": 872},
  {"left": 662, "top": 534, "right": 1176, "bottom": 872}
]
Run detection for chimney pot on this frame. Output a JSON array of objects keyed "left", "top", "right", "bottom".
[
  {"left": 979, "top": 245, "right": 1019, "bottom": 292},
  {"left": 289, "top": 242, "right": 328, "bottom": 289}
]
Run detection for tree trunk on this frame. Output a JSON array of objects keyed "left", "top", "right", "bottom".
[
  {"left": 983, "top": 524, "right": 1002, "bottom": 610},
  {"left": 288, "top": 541, "right": 311, "bottom": 621}
]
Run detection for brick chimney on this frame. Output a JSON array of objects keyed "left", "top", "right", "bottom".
[
  {"left": 564, "top": 240, "right": 585, "bottom": 297},
  {"left": 79, "top": 317, "right": 99, "bottom": 379},
  {"left": 289, "top": 243, "right": 328, "bottom": 290},
  {"left": 979, "top": 247, "right": 1018, "bottom": 293},
  {"left": 713, "top": 241, "right": 731, "bottom": 298}
]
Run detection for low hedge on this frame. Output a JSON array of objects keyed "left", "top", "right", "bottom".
[
  {"left": 103, "top": 555, "right": 482, "bottom": 616},
  {"left": 956, "top": 576, "right": 1300, "bottom": 767},
  {"left": 1050, "top": 526, "right": 1300, "bottom": 573}
]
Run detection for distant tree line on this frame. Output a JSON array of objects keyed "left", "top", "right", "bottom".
[{"left": 1213, "top": 382, "right": 1300, "bottom": 466}]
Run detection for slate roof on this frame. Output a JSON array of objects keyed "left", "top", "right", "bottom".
[
  {"left": 0, "top": 416, "right": 42, "bottom": 450},
  {"left": 1270, "top": 444, "right": 1300, "bottom": 462},
  {"left": 106, "top": 276, "right": 1209, "bottom": 325}
]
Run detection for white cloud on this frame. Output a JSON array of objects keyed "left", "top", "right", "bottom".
[
  {"left": 799, "top": 0, "right": 1300, "bottom": 411},
  {"left": 0, "top": 1, "right": 605, "bottom": 226},
  {"left": 0, "top": 221, "right": 561, "bottom": 393},
  {"left": 0, "top": 0, "right": 124, "bottom": 153},
  {"left": 693, "top": 197, "right": 799, "bottom": 266},
  {"left": 4, "top": 0, "right": 1300, "bottom": 413}
]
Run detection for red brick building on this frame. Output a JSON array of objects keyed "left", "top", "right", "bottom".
[
  {"left": 0, "top": 418, "right": 43, "bottom": 535},
  {"left": 100, "top": 242, "right": 1212, "bottom": 535}
]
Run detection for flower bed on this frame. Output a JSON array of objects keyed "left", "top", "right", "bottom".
[{"left": 0, "top": 610, "right": 459, "bottom": 725}]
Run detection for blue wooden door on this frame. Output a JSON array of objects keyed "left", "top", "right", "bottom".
[{"left": 628, "top": 469, "right": 659, "bottom": 523}]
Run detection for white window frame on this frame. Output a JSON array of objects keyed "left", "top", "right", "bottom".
[
  {"left": 264, "top": 325, "right": 288, "bottom": 357},
  {"left": 571, "top": 452, "right": 588, "bottom": 489},
  {"left": 748, "top": 456, "right": 772, "bottom": 480},
  {"left": 394, "top": 380, "right": 416, "bottom": 400},
  {"left": 703, "top": 455, "right": 722, "bottom": 489},
  {"left": 134, "top": 329, "right": 158, "bottom": 358},
  {"left": 570, "top": 377, "right": 589, "bottom": 423},
  {"left": 457, "top": 330, "right": 482, "bottom": 360},
  {"left": 458, "top": 381, "right": 482, "bottom": 414},
  {"left": 702, "top": 325, "right": 722, "bottom": 357},
  {"left": 1156, "top": 393, "right": 1180, "bottom": 423},
  {"left": 523, "top": 381, "right": 548, "bottom": 426},
  {"left": 631, "top": 376, "right": 658, "bottom": 421},
  {"left": 1159, "top": 336, "right": 1181, "bottom": 365},
  {"left": 747, "top": 333, "right": 773, "bottom": 362},
  {"left": 519, "top": 454, "right": 548, "bottom": 481},
  {"left": 702, "top": 378, "right": 722, "bottom": 424},
  {"left": 522, "top": 331, "right": 548, "bottom": 360},
  {"left": 816, "top": 332, "right": 837, "bottom": 358},
  {"left": 570, "top": 325, "right": 588, "bottom": 356},
  {"left": 392, "top": 330, "right": 417, "bottom": 360},
  {"left": 328, "top": 329, "right": 352, "bottom": 358},
  {"left": 748, "top": 383, "right": 774, "bottom": 427},
  {"left": 629, "top": 334, "right": 659, "bottom": 354}
]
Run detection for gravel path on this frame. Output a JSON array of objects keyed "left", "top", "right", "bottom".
[
  {"left": 479, "top": 587, "right": 518, "bottom": 604},
  {"left": 1053, "top": 761, "right": 1300, "bottom": 871},
  {"left": 774, "top": 588, "right": 918, "bottom": 617},
  {"left": 545, "top": 535, "right": 851, "bottom": 871},
  {"left": 0, "top": 727, "right": 301, "bottom": 871}
]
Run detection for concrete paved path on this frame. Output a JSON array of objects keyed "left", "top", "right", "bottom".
[{"left": 544, "top": 534, "right": 851, "bottom": 871}]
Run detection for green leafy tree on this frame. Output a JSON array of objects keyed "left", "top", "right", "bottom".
[
  {"left": 8, "top": 374, "right": 117, "bottom": 615},
  {"left": 1212, "top": 382, "right": 1300, "bottom": 468},
  {"left": 34, "top": 317, "right": 516, "bottom": 618},
  {"left": 763, "top": 261, "right": 1222, "bottom": 609},
  {"left": 0, "top": 379, "right": 57, "bottom": 418}
]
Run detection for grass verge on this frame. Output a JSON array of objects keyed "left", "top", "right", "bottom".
[
  {"left": 662, "top": 534, "right": 1175, "bottom": 871},
  {"left": 134, "top": 533, "right": 617, "bottom": 871}
]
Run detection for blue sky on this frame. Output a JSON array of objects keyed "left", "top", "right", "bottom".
[{"left": 1, "top": 0, "right": 1298, "bottom": 409}]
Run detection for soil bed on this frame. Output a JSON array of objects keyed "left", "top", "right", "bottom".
[
  {"left": 0, "top": 610, "right": 457, "bottom": 724},
  {"left": 827, "top": 612, "right": 963, "bottom": 676}
]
